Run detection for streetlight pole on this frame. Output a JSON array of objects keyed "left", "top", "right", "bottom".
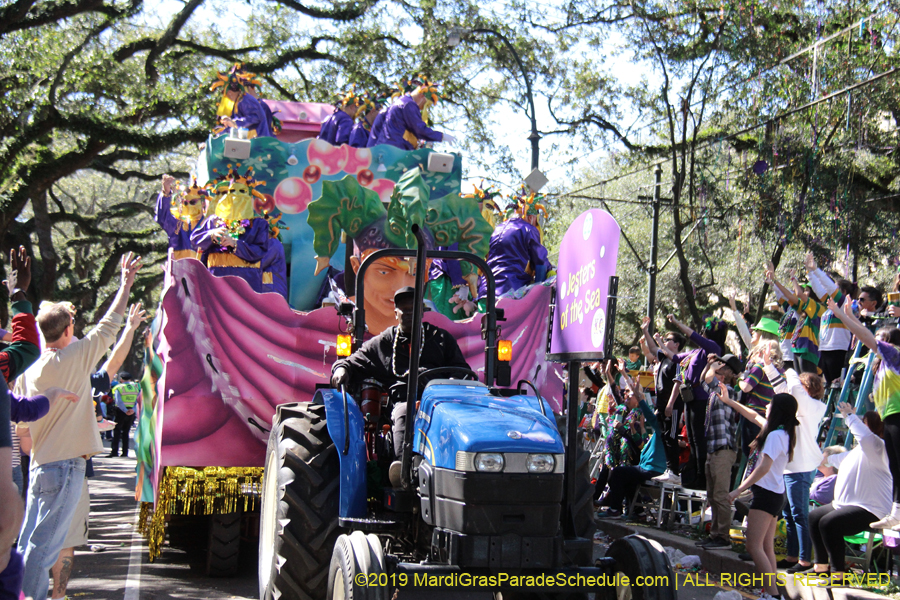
[
  {"left": 646, "top": 166, "right": 662, "bottom": 331},
  {"left": 449, "top": 27, "right": 540, "bottom": 170}
]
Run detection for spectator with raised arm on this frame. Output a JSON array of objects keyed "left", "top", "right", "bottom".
[
  {"left": 640, "top": 317, "right": 685, "bottom": 484},
  {"left": 808, "top": 402, "right": 890, "bottom": 581},
  {"left": 15, "top": 252, "right": 141, "bottom": 600},
  {"left": 722, "top": 390, "right": 799, "bottom": 600},
  {"left": 766, "top": 263, "right": 825, "bottom": 375},
  {"left": 804, "top": 253, "right": 856, "bottom": 386},
  {"left": 826, "top": 296, "right": 900, "bottom": 530},
  {"left": 656, "top": 313, "right": 724, "bottom": 489}
]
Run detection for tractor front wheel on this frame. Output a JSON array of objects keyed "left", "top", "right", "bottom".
[
  {"left": 327, "top": 531, "right": 389, "bottom": 600},
  {"left": 258, "top": 403, "right": 342, "bottom": 600}
]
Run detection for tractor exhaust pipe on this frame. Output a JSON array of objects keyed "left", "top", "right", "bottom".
[{"left": 400, "top": 224, "right": 428, "bottom": 490}]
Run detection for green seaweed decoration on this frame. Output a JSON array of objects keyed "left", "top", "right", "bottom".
[
  {"left": 307, "top": 175, "right": 386, "bottom": 274},
  {"left": 387, "top": 167, "right": 430, "bottom": 249},
  {"left": 307, "top": 168, "right": 492, "bottom": 278}
]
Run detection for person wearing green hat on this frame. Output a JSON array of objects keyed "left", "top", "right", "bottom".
[{"left": 728, "top": 292, "right": 779, "bottom": 351}]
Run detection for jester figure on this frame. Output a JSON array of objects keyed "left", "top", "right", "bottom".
[
  {"left": 349, "top": 91, "right": 386, "bottom": 149},
  {"left": 427, "top": 183, "right": 502, "bottom": 320},
  {"left": 373, "top": 75, "right": 456, "bottom": 150},
  {"left": 478, "top": 188, "right": 551, "bottom": 298},
  {"left": 307, "top": 167, "right": 492, "bottom": 335},
  {"left": 318, "top": 87, "right": 361, "bottom": 147},
  {"left": 191, "top": 167, "right": 269, "bottom": 293},
  {"left": 155, "top": 174, "right": 207, "bottom": 260},
  {"left": 211, "top": 63, "right": 273, "bottom": 138}
]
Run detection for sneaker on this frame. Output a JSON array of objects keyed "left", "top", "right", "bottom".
[
  {"left": 652, "top": 470, "right": 681, "bottom": 485},
  {"left": 702, "top": 537, "right": 731, "bottom": 549},
  {"left": 870, "top": 515, "right": 900, "bottom": 529},
  {"left": 596, "top": 509, "right": 622, "bottom": 518}
]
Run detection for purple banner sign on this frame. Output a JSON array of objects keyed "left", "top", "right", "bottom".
[{"left": 548, "top": 209, "right": 620, "bottom": 359}]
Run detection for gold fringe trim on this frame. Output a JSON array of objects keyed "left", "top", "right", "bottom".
[
  {"left": 137, "top": 501, "right": 153, "bottom": 534},
  {"left": 145, "top": 466, "right": 265, "bottom": 562},
  {"left": 207, "top": 253, "right": 260, "bottom": 269},
  {"left": 171, "top": 249, "right": 199, "bottom": 261}
]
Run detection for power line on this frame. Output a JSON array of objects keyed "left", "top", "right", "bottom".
[{"left": 561, "top": 65, "right": 900, "bottom": 197}]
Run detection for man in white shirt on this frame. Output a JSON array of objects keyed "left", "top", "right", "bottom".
[{"left": 16, "top": 253, "right": 141, "bottom": 600}]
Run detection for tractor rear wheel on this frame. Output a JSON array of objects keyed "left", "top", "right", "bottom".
[
  {"left": 605, "top": 535, "right": 676, "bottom": 600},
  {"left": 259, "top": 403, "right": 342, "bottom": 600},
  {"left": 206, "top": 512, "right": 241, "bottom": 576},
  {"left": 570, "top": 446, "right": 597, "bottom": 566}
]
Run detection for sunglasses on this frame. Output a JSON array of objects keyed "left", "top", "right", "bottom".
[{"left": 182, "top": 199, "right": 200, "bottom": 206}]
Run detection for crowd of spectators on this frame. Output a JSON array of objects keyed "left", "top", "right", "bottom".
[{"left": 588, "top": 253, "right": 900, "bottom": 599}]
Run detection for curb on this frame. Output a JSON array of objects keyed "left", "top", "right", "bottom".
[{"left": 596, "top": 518, "right": 890, "bottom": 600}]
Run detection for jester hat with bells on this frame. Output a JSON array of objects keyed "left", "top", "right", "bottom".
[
  {"left": 214, "top": 166, "right": 267, "bottom": 226},
  {"left": 307, "top": 167, "right": 493, "bottom": 291},
  {"left": 170, "top": 177, "right": 210, "bottom": 230},
  {"left": 210, "top": 63, "right": 263, "bottom": 119},
  {"left": 465, "top": 181, "right": 503, "bottom": 229}
]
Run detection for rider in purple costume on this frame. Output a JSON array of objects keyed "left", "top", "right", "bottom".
[
  {"left": 373, "top": 75, "right": 455, "bottom": 150},
  {"left": 212, "top": 65, "right": 273, "bottom": 138},
  {"left": 318, "top": 88, "right": 361, "bottom": 146},
  {"left": 191, "top": 169, "right": 269, "bottom": 293},
  {"left": 478, "top": 190, "right": 550, "bottom": 298},
  {"left": 349, "top": 92, "right": 385, "bottom": 148},
  {"left": 154, "top": 174, "right": 206, "bottom": 260}
]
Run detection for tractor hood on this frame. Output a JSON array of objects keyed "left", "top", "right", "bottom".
[{"left": 413, "top": 381, "right": 563, "bottom": 471}]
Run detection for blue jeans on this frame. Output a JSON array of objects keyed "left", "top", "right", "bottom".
[
  {"left": 783, "top": 469, "right": 817, "bottom": 561},
  {"left": 17, "top": 457, "right": 86, "bottom": 600},
  {"left": 11, "top": 464, "right": 23, "bottom": 498}
]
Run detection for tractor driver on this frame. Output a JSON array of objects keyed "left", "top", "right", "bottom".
[{"left": 331, "top": 286, "right": 471, "bottom": 484}]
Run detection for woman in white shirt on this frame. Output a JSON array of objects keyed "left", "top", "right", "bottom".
[
  {"left": 720, "top": 389, "right": 799, "bottom": 600},
  {"left": 808, "top": 402, "right": 891, "bottom": 578}
]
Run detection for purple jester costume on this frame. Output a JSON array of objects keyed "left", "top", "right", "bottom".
[
  {"left": 373, "top": 76, "right": 445, "bottom": 150},
  {"left": 478, "top": 190, "right": 550, "bottom": 298},
  {"left": 211, "top": 64, "right": 273, "bottom": 138},
  {"left": 155, "top": 179, "right": 207, "bottom": 260},
  {"left": 191, "top": 169, "right": 269, "bottom": 293}
]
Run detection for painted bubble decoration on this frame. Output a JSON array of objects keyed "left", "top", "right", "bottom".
[{"left": 274, "top": 177, "right": 313, "bottom": 214}]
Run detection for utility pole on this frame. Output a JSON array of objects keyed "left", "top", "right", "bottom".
[{"left": 646, "top": 166, "right": 662, "bottom": 331}]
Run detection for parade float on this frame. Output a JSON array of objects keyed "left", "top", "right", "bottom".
[{"left": 136, "top": 90, "right": 569, "bottom": 574}]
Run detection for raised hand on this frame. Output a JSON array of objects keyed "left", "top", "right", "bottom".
[
  {"left": 641, "top": 316, "right": 651, "bottom": 330},
  {"left": 120, "top": 252, "right": 143, "bottom": 287},
  {"left": 3, "top": 246, "right": 31, "bottom": 299},
  {"left": 161, "top": 174, "right": 176, "bottom": 196},
  {"left": 126, "top": 302, "right": 148, "bottom": 330},
  {"left": 804, "top": 252, "right": 817, "bottom": 272},
  {"left": 837, "top": 401, "right": 853, "bottom": 417},
  {"left": 826, "top": 296, "right": 840, "bottom": 314},
  {"left": 727, "top": 291, "right": 738, "bottom": 312}
]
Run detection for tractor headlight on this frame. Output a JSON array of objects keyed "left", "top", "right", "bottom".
[
  {"left": 474, "top": 453, "right": 504, "bottom": 473},
  {"left": 526, "top": 454, "right": 555, "bottom": 473}
]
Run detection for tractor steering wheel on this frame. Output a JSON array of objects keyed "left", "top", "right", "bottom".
[{"left": 418, "top": 366, "right": 480, "bottom": 383}]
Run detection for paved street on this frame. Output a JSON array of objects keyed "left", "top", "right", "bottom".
[
  {"left": 61, "top": 441, "right": 257, "bottom": 600},
  {"left": 59, "top": 438, "right": 738, "bottom": 600}
]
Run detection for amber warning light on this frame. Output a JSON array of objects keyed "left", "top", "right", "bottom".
[
  {"left": 336, "top": 335, "right": 352, "bottom": 357},
  {"left": 498, "top": 340, "right": 512, "bottom": 362}
]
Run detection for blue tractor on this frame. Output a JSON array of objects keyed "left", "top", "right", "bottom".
[{"left": 258, "top": 226, "right": 675, "bottom": 600}]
